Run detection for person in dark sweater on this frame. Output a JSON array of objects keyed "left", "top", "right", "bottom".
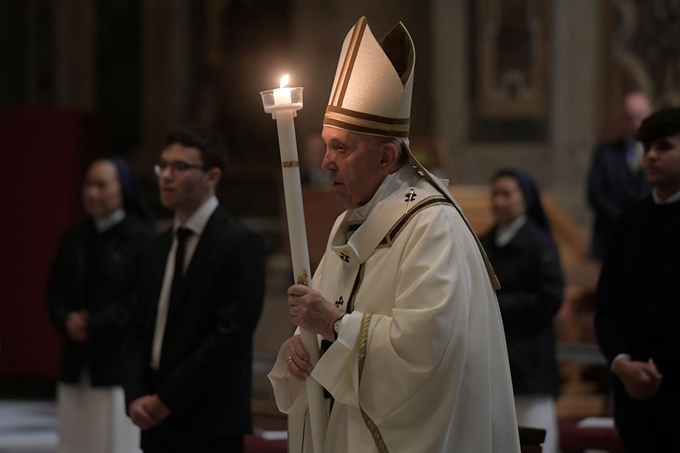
[
  {"left": 480, "top": 168, "right": 564, "bottom": 453},
  {"left": 47, "top": 155, "right": 155, "bottom": 453},
  {"left": 595, "top": 107, "right": 680, "bottom": 452}
]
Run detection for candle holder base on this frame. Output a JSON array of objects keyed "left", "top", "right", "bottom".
[{"left": 260, "top": 87, "right": 304, "bottom": 116}]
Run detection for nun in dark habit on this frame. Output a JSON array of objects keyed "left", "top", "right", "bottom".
[
  {"left": 480, "top": 168, "right": 565, "bottom": 453},
  {"left": 47, "top": 155, "right": 155, "bottom": 453}
]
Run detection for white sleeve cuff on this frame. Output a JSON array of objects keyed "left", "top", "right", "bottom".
[
  {"left": 337, "top": 311, "right": 363, "bottom": 350},
  {"left": 611, "top": 353, "right": 630, "bottom": 371}
]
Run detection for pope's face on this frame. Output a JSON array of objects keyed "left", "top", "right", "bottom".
[{"left": 320, "top": 127, "right": 386, "bottom": 210}]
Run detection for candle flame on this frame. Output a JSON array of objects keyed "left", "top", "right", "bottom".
[{"left": 280, "top": 74, "right": 290, "bottom": 88}]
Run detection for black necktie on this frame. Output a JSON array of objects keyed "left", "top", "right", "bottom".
[{"left": 171, "top": 227, "right": 192, "bottom": 303}]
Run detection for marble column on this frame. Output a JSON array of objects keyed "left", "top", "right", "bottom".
[
  {"left": 549, "top": 0, "right": 601, "bottom": 222},
  {"left": 139, "top": 0, "right": 193, "bottom": 176},
  {"left": 431, "top": 0, "right": 467, "bottom": 161}
]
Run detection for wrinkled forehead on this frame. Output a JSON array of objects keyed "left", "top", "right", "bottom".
[
  {"left": 322, "top": 125, "right": 359, "bottom": 145},
  {"left": 321, "top": 125, "right": 389, "bottom": 146}
]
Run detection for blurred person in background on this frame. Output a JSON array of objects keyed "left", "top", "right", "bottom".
[
  {"left": 124, "top": 125, "right": 265, "bottom": 453},
  {"left": 587, "top": 91, "right": 653, "bottom": 261},
  {"left": 595, "top": 107, "right": 680, "bottom": 452},
  {"left": 48, "top": 155, "right": 155, "bottom": 453},
  {"left": 480, "top": 168, "right": 564, "bottom": 453}
]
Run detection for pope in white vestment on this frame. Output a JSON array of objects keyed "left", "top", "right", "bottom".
[{"left": 269, "top": 17, "right": 520, "bottom": 452}]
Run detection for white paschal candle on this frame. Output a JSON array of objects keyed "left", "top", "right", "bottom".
[
  {"left": 261, "top": 76, "right": 327, "bottom": 453},
  {"left": 275, "top": 110, "right": 327, "bottom": 453},
  {"left": 275, "top": 109, "right": 311, "bottom": 286}
]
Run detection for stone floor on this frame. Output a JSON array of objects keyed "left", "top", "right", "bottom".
[
  {"left": 0, "top": 399, "right": 287, "bottom": 453},
  {"left": 0, "top": 400, "right": 57, "bottom": 453}
]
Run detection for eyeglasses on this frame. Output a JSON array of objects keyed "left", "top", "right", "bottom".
[{"left": 154, "top": 161, "right": 204, "bottom": 176}]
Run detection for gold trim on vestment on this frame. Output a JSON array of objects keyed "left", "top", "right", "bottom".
[
  {"left": 358, "top": 313, "right": 371, "bottom": 389},
  {"left": 300, "top": 408, "right": 307, "bottom": 453},
  {"left": 346, "top": 220, "right": 364, "bottom": 242},
  {"left": 358, "top": 313, "right": 388, "bottom": 453},
  {"left": 347, "top": 263, "right": 365, "bottom": 313},
  {"left": 405, "top": 151, "right": 501, "bottom": 290},
  {"left": 376, "top": 195, "right": 454, "bottom": 249}
]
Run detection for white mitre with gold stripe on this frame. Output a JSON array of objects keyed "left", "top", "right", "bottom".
[
  {"left": 323, "top": 16, "right": 413, "bottom": 139},
  {"left": 323, "top": 17, "right": 501, "bottom": 289}
]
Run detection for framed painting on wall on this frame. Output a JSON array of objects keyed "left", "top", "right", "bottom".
[{"left": 468, "top": 0, "right": 551, "bottom": 142}]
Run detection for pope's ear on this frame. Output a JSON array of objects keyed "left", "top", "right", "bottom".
[{"left": 378, "top": 141, "right": 401, "bottom": 174}]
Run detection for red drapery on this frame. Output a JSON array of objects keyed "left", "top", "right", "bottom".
[{"left": 0, "top": 109, "right": 105, "bottom": 378}]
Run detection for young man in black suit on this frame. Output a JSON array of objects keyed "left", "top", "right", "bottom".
[
  {"left": 124, "top": 125, "right": 265, "bottom": 452},
  {"left": 595, "top": 108, "right": 680, "bottom": 452}
]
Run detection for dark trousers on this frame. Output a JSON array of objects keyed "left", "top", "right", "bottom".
[
  {"left": 142, "top": 370, "right": 247, "bottom": 452},
  {"left": 142, "top": 431, "right": 244, "bottom": 453},
  {"left": 613, "top": 387, "right": 677, "bottom": 452}
]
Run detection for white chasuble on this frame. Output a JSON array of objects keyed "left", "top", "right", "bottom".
[{"left": 269, "top": 166, "right": 520, "bottom": 453}]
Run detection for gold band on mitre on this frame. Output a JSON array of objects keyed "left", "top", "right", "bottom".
[{"left": 324, "top": 106, "right": 410, "bottom": 138}]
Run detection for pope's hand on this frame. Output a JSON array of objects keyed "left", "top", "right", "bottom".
[
  {"left": 284, "top": 335, "right": 312, "bottom": 381},
  {"left": 287, "top": 284, "right": 344, "bottom": 342}
]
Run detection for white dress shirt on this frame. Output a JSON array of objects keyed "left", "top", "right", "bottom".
[{"left": 150, "top": 196, "right": 219, "bottom": 369}]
